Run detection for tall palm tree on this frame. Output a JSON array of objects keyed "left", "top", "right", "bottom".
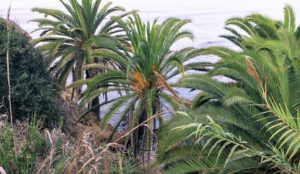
[
  {"left": 157, "top": 5, "right": 300, "bottom": 173},
  {"left": 32, "top": 0, "right": 125, "bottom": 113},
  {"left": 70, "top": 12, "right": 202, "bottom": 161}
]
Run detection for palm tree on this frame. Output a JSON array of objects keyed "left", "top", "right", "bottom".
[
  {"left": 32, "top": 0, "right": 125, "bottom": 114},
  {"left": 70, "top": 12, "right": 202, "bottom": 162},
  {"left": 157, "top": 5, "right": 300, "bottom": 173}
]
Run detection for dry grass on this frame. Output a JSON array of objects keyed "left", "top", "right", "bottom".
[
  {"left": 0, "top": 167, "right": 7, "bottom": 174},
  {"left": 0, "top": 97, "right": 162, "bottom": 174},
  {"left": 0, "top": 116, "right": 141, "bottom": 174},
  {"left": 34, "top": 126, "right": 140, "bottom": 174}
]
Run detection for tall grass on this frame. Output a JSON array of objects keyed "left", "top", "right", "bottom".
[
  {"left": 4, "top": 5, "right": 16, "bottom": 158},
  {"left": 5, "top": 5, "right": 13, "bottom": 127},
  {"left": 0, "top": 117, "right": 44, "bottom": 174},
  {"left": 0, "top": 117, "right": 142, "bottom": 174}
]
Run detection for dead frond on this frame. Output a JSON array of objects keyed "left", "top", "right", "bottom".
[
  {"left": 133, "top": 71, "right": 150, "bottom": 94},
  {"left": 246, "top": 56, "right": 262, "bottom": 86}
]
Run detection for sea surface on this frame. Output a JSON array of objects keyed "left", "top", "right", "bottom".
[
  {"left": 1, "top": 0, "right": 299, "bottom": 47},
  {"left": 1, "top": 0, "right": 300, "bottom": 125}
]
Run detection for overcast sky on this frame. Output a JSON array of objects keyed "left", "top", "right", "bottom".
[
  {"left": 1, "top": 0, "right": 300, "bottom": 47},
  {"left": 1, "top": 0, "right": 299, "bottom": 11}
]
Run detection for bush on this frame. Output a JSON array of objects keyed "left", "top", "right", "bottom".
[{"left": 0, "top": 18, "right": 60, "bottom": 126}]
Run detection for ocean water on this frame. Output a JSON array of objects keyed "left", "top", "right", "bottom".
[
  {"left": 1, "top": 0, "right": 299, "bottom": 47},
  {"left": 1, "top": 0, "right": 300, "bottom": 125}
]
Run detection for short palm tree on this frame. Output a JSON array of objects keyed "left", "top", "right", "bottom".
[
  {"left": 157, "top": 5, "right": 300, "bottom": 174},
  {"left": 70, "top": 12, "right": 202, "bottom": 161},
  {"left": 32, "top": 0, "right": 125, "bottom": 109}
]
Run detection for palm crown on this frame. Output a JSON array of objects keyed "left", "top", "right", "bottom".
[
  {"left": 71, "top": 12, "right": 201, "bottom": 158},
  {"left": 157, "top": 5, "right": 300, "bottom": 174},
  {"left": 32, "top": 0, "right": 124, "bottom": 87}
]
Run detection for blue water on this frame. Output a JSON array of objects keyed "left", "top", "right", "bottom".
[{"left": 1, "top": 0, "right": 300, "bottom": 126}]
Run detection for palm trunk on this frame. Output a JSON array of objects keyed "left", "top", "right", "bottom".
[
  {"left": 86, "top": 69, "right": 100, "bottom": 118},
  {"left": 91, "top": 96, "right": 100, "bottom": 117},
  {"left": 138, "top": 94, "right": 160, "bottom": 168},
  {"left": 138, "top": 110, "right": 147, "bottom": 166},
  {"left": 71, "top": 67, "right": 81, "bottom": 104}
]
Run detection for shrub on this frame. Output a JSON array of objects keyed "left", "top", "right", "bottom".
[{"left": 0, "top": 18, "right": 60, "bottom": 126}]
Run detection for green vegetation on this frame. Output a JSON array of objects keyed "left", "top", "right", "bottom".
[
  {"left": 70, "top": 12, "right": 201, "bottom": 159},
  {"left": 0, "top": 119, "right": 142, "bottom": 174},
  {"left": 157, "top": 5, "right": 300, "bottom": 174},
  {"left": 1, "top": 0, "right": 300, "bottom": 173},
  {"left": 0, "top": 119, "right": 45, "bottom": 174},
  {"left": 32, "top": 0, "right": 126, "bottom": 116},
  {"left": 0, "top": 18, "right": 60, "bottom": 125},
  {"left": 32, "top": 0, "right": 124, "bottom": 87}
]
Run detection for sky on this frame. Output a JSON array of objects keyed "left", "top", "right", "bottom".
[
  {"left": 1, "top": 0, "right": 300, "bottom": 14},
  {"left": 0, "top": 0, "right": 300, "bottom": 47}
]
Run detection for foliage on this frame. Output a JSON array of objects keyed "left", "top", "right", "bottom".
[
  {"left": 31, "top": 0, "right": 125, "bottom": 103},
  {"left": 10, "top": 0, "right": 300, "bottom": 173},
  {"left": 70, "top": 12, "right": 203, "bottom": 160},
  {"left": 32, "top": 0, "right": 129, "bottom": 119},
  {"left": 0, "top": 18, "right": 60, "bottom": 125},
  {"left": 157, "top": 5, "right": 300, "bottom": 174},
  {"left": 0, "top": 118, "right": 142, "bottom": 174},
  {"left": 0, "top": 118, "right": 45, "bottom": 174}
]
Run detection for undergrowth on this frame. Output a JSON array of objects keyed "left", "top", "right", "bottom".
[{"left": 0, "top": 117, "right": 141, "bottom": 174}]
